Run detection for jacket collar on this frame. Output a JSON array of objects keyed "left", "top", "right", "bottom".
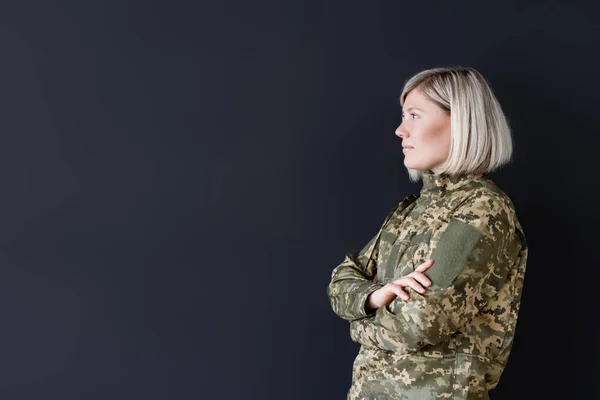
[{"left": 420, "top": 169, "right": 482, "bottom": 197}]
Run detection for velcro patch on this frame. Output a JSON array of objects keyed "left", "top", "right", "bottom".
[{"left": 427, "top": 218, "right": 482, "bottom": 288}]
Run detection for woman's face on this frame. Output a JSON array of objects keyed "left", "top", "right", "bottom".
[{"left": 395, "top": 89, "right": 451, "bottom": 174}]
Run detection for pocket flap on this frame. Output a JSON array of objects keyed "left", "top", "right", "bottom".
[{"left": 410, "top": 232, "right": 432, "bottom": 244}]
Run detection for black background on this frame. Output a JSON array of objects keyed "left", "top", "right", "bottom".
[{"left": 0, "top": 1, "right": 597, "bottom": 399}]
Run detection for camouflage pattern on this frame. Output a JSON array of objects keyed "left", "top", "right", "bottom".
[{"left": 326, "top": 170, "right": 528, "bottom": 399}]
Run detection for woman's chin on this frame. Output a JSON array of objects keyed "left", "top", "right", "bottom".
[{"left": 403, "top": 160, "right": 418, "bottom": 169}]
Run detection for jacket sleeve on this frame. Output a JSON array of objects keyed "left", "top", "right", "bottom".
[
  {"left": 326, "top": 226, "right": 385, "bottom": 322},
  {"left": 349, "top": 192, "right": 520, "bottom": 353},
  {"left": 325, "top": 201, "right": 405, "bottom": 322}
]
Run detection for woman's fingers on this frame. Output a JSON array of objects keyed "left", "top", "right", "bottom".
[
  {"left": 384, "top": 260, "right": 436, "bottom": 302},
  {"left": 399, "top": 277, "right": 428, "bottom": 294},
  {"left": 410, "top": 271, "right": 432, "bottom": 288},
  {"left": 415, "top": 259, "right": 434, "bottom": 272},
  {"left": 389, "top": 277, "right": 425, "bottom": 299},
  {"left": 391, "top": 285, "right": 410, "bottom": 301},
  {"left": 384, "top": 282, "right": 409, "bottom": 301}
]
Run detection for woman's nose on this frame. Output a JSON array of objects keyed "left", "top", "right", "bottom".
[{"left": 395, "top": 124, "right": 408, "bottom": 138}]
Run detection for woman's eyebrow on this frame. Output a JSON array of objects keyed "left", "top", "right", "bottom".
[{"left": 402, "top": 107, "right": 424, "bottom": 112}]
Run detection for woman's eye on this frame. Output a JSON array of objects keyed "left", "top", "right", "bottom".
[{"left": 402, "top": 113, "right": 418, "bottom": 119}]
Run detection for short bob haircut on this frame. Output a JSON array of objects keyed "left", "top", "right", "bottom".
[{"left": 399, "top": 66, "right": 513, "bottom": 183}]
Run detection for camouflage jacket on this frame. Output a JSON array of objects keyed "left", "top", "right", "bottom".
[{"left": 327, "top": 171, "right": 528, "bottom": 400}]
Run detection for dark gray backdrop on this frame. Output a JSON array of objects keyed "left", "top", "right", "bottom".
[{"left": 0, "top": 1, "right": 596, "bottom": 399}]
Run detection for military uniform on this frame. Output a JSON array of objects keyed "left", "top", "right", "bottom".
[{"left": 327, "top": 170, "right": 528, "bottom": 400}]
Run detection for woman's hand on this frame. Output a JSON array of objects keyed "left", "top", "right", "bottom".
[{"left": 366, "top": 260, "right": 434, "bottom": 311}]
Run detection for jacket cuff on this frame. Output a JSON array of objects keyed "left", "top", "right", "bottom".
[{"left": 353, "top": 281, "right": 384, "bottom": 320}]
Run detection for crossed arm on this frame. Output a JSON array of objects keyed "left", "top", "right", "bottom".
[
  {"left": 326, "top": 226, "right": 386, "bottom": 321},
  {"left": 327, "top": 193, "right": 519, "bottom": 353}
]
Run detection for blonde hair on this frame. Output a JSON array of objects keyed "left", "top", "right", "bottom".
[{"left": 399, "top": 66, "right": 513, "bottom": 182}]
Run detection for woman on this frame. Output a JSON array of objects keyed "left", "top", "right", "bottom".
[{"left": 326, "top": 67, "right": 528, "bottom": 400}]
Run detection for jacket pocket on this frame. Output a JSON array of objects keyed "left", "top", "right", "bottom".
[
  {"left": 379, "top": 230, "right": 433, "bottom": 282},
  {"left": 385, "top": 240, "right": 413, "bottom": 280},
  {"left": 410, "top": 232, "right": 435, "bottom": 270},
  {"left": 376, "top": 229, "right": 399, "bottom": 283}
]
